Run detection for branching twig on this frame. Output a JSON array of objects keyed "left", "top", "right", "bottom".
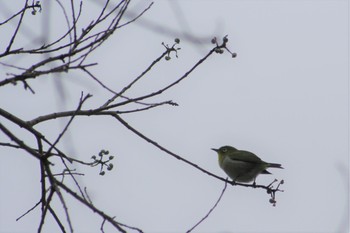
[
  {"left": 0, "top": 0, "right": 282, "bottom": 231},
  {"left": 56, "top": 180, "right": 130, "bottom": 233},
  {"left": 45, "top": 92, "right": 91, "bottom": 157}
]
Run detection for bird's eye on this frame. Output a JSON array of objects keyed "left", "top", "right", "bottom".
[{"left": 222, "top": 148, "right": 227, "bottom": 153}]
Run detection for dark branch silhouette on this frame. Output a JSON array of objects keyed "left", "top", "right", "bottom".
[{"left": 0, "top": 0, "right": 282, "bottom": 232}]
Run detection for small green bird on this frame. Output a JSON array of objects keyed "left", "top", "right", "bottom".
[{"left": 212, "top": 146, "right": 283, "bottom": 184}]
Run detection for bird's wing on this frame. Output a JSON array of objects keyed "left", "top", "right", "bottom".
[{"left": 227, "top": 150, "right": 266, "bottom": 164}]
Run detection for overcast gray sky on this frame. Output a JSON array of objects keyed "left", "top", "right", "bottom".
[{"left": 0, "top": 0, "right": 349, "bottom": 232}]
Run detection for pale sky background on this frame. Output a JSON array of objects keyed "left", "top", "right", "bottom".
[{"left": 0, "top": 0, "right": 349, "bottom": 233}]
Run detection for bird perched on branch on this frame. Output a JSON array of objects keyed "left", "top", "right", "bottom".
[{"left": 212, "top": 145, "right": 283, "bottom": 184}]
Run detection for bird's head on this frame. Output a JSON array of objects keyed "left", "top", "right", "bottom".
[
  {"left": 212, "top": 146, "right": 237, "bottom": 166},
  {"left": 211, "top": 146, "right": 237, "bottom": 156}
]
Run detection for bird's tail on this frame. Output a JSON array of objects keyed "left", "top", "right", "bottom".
[{"left": 268, "top": 163, "right": 283, "bottom": 169}]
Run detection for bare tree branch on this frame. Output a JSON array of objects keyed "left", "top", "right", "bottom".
[{"left": 1, "top": 0, "right": 282, "bottom": 232}]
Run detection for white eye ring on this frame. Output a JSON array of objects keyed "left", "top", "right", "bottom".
[{"left": 222, "top": 148, "right": 227, "bottom": 153}]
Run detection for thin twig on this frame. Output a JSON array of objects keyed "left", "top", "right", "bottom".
[
  {"left": 48, "top": 206, "right": 67, "bottom": 233},
  {"left": 56, "top": 181, "right": 128, "bottom": 233},
  {"left": 38, "top": 189, "right": 55, "bottom": 233},
  {"left": 45, "top": 92, "right": 91, "bottom": 157},
  {"left": 102, "top": 49, "right": 168, "bottom": 107},
  {"left": 5, "top": 0, "right": 29, "bottom": 53},
  {"left": 187, "top": 180, "right": 228, "bottom": 232},
  {"left": 117, "top": 2, "right": 153, "bottom": 28},
  {"left": 16, "top": 200, "right": 41, "bottom": 221}
]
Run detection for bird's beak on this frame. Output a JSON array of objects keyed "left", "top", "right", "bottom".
[{"left": 211, "top": 148, "right": 219, "bottom": 152}]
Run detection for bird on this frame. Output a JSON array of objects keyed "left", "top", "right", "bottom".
[{"left": 212, "top": 145, "right": 283, "bottom": 184}]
